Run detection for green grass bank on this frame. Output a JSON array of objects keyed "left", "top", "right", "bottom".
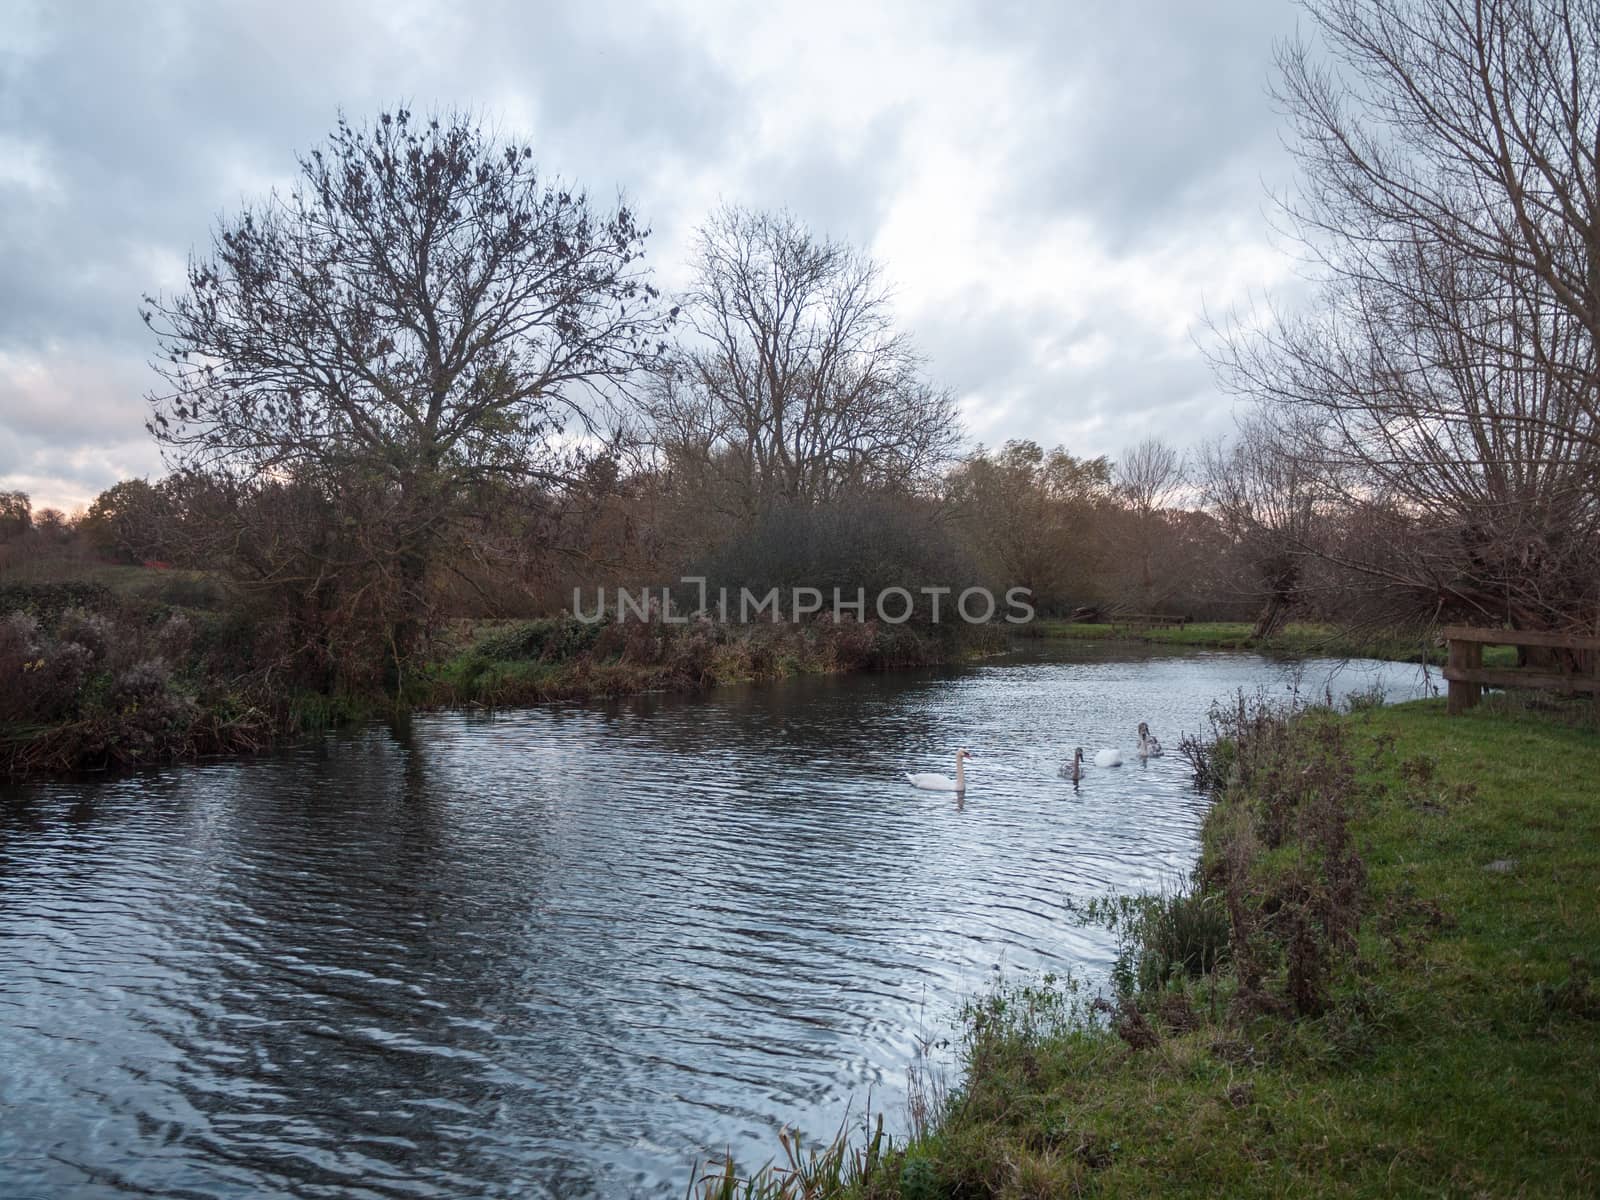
[
  {"left": 1024, "top": 619, "right": 1521, "bottom": 668},
  {"left": 697, "top": 698, "right": 1600, "bottom": 1198}
]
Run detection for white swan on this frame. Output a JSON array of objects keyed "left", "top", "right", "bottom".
[
  {"left": 1094, "top": 747, "right": 1124, "bottom": 768},
  {"left": 1137, "top": 722, "right": 1164, "bottom": 758},
  {"left": 1059, "top": 747, "right": 1085, "bottom": 782},
  {"left": 906, "top": 749, "right": 973, "bottom": 792}
]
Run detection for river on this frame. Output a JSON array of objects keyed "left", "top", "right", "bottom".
[{"left": 0, "top": 643, "right": 1432, "bottom": 1198}]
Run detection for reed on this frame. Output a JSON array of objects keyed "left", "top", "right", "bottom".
[{"left": 686, "top": 1113, "right": 897, "bottom": 1200}]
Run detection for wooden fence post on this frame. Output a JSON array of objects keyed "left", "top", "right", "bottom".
[{"left": 1446, "top": 635, "right": 1481, "bottom": 714}]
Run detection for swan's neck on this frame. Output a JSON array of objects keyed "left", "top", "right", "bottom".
[{"left": 955, "top": 756, "right": 966, "bottom": 791}]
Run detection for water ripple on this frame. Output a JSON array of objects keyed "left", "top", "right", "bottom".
[{"left": 0, "top": 644, "right": 1428, "bottom": 1198}]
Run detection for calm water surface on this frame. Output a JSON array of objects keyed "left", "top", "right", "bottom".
[{"left": 0, "top": 644, "right": 1431, "bottom": 1198}]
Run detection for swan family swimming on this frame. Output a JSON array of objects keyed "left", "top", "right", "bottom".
[
  {"left": 908, "top": 726, "right": 1165, "bottom": 791},
  {"left": 1069, "top": 726, "right": 1163, "bottom": 777}
]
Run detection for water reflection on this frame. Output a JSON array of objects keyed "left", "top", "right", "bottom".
[{"left": 0, "top": 644, "right": 1430, "bottom": 1198}]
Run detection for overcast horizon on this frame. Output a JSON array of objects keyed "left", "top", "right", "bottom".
[{"left": 0, "top": 0, "right": 1307, "bottom": 513}]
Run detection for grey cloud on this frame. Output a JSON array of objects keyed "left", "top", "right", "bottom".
[
  {"left": 0, "top": 347, "right": 163, "bottom": 507},
  {"left": 1, "top": 0, "right": 745, "bottom": 350},
  {"left": 0, "top": 350, "right": 152, "bottom": 441},
  {"left": 915, "top": 300, "right": 1236, "bottom": 463},
  {"left": 1, "top": 0, "right": 1302, "bottom": 509},
  {"left": 955, "top": 0, "right": 1299, "bottom": 246},
  {"left": 0, "top": 0, "right": 749, "bottom": 505},
  {"left": 724, "top": 112, "right": 912, "bottom": 248}
]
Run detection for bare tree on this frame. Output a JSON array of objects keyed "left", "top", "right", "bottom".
[
  {"left": 1279, "top": 0, "right": 1600, "bottom": 430},
  {"left": 143, "top": 109, "right": 669, "bottom": 675},
  {"left": 946, "top": 440, "right": 1114, "bottom": 613},
  {"left": 0, "top": 492, "right": 29, "bottom": 543},
  {"left": 650, "top": 206, "right": 960, "bottom": 517},
  {"left": 1214, "top": 0, "right": 1600, "bottom": 632},
  {"left": 78, "top": 479, "right": 177, "bottom": 564},
  {"left": 1114, "top": 437, "right": 1188, "bottom": 613},
  {"left": 1200, "top": 414, "right": 1324, "bottom": 638}
]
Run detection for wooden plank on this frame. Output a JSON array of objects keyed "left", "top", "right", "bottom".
[
  {"left": 1442, "top": 665, "right": 1600, "bottom": 693},
  {"left": 1441, "top": 625, "right": 1600, "bottom": 651}
]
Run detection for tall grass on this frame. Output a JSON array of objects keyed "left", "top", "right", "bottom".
[
  {"left": 687, "top": 1114, "right": 898, "bottom": 1200},
  {"left": 1072, "top": 882, "right": 1232, "bottom": 997}
]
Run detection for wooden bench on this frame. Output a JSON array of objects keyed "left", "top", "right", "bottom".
[{"left": 1441, "top": 625, "right": 1600, "bottom": 714}]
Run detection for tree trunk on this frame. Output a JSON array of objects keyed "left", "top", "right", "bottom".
[
  {"left": 385, "top": 546, "right": 431, "bottom": 692},
  {"left": 1251, "top": 592, "right": 1290, "bottom": 640},
  {"left": 385, "top": 472, "right": 441, "bottom": 693}
]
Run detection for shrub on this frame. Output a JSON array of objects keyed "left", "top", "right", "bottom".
[
  {"left": 56, "top": 607, "right": 114, "bottom": 660},
  {"left": 669, "top": 632, "right": 718, "bottom": 687},
  {"left": 0, "top": 581, "right": 114, "bottom": 623},
  {"left": 154, "top": 611, "right": 196, "bottom": 662},
  {"left": 1198, "top": 701, "right": 1368, "bottom": 1018},
  {"left": 131, "top": 571, "right": 224, "bottom": 610},
  {"left": 0, "top": 600, "right": 292, "bottom": 776},
  {"left": 476, "top": 616, "right": 605, "bottom": 662},
  {"left": 110, "top": 660, "right": 172, "bottom": 708},
  {"left": 187, "top": 608, "right": 264, "bottom": 677},
  {"left": 1127, "top": 886, "right": 1231, "bottom": 995},
  {"left": 0, "top": 611, "right": 39, "bottom": 659}
]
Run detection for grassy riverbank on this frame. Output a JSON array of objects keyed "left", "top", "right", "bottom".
[
  {"left": 1025, "top": 619, "right": 1521, "bottom": 667},
  {"left": 0, "top": 587, "right": 991, "bottom": 778},
  {"left": 699, "top": 698, "right": 1600, "bottom": 1198},
  {"left": 420, "top": 616, "right": 987, "bottom": 708}
]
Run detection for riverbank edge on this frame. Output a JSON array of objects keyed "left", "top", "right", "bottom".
[
  {"left": 0, "top": 616, "right": 1000, "bottom": 781},
  {"left": 1022, "top": 619, "right": 1522, "bottom": 668},
  {"left": 693, "top": 698, "right": 1600, "bottom": 1198}
]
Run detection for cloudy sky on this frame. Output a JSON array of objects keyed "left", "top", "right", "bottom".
[{"left": 0, "top": 0, "right": 1306, "bottom": 512}]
